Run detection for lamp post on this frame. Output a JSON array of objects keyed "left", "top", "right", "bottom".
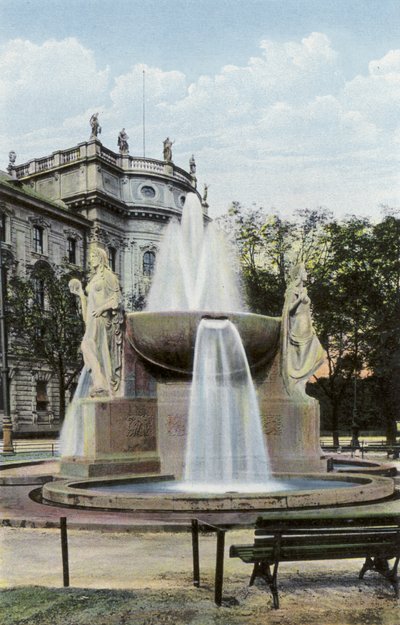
[{"left": 0, "top": 219, "right": 14, "bottom": 453}]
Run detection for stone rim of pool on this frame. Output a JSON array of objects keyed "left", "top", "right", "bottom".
[{"left": 42, "top": 472, "right": 395, "bottom": 512}]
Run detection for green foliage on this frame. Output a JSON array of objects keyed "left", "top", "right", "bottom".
[
  {"left": 6, "top": 262, "right": 85, "bottom": 420},
  {"left": 221, "top": 202, "right": 400, "bottom": 443}
]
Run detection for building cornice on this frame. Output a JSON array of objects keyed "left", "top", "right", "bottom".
[{"left": 0, "top": 177, "right": 91, "bottom": 229}]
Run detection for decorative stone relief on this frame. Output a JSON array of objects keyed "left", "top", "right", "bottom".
[{"left": 127, "top": 413, "right": 155, "bottom": 438}]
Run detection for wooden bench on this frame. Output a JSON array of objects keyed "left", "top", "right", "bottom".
[{"left": 230, "top": 515, "right": 400, "bottom": 608}]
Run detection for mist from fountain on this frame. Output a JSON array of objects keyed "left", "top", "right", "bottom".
[
  {"left": 60, "top": 367, "right": 91, "bottom": 456},
  {"left": 146, "top": 193, "right": 244, "bottom": 312}
]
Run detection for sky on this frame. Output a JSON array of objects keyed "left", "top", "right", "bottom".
[{"left": 0, "top": 0, "right": 399, "bottom": 219}]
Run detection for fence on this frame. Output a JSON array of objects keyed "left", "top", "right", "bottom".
[{"left": 0, "top": 440, "right": 59, "bottom": 456}]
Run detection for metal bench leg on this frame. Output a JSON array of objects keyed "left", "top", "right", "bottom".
[
  {"left": 387, "top": 556, "right": 399, "bottom": 598},
  {"left": 253, "top": 560, "right": 280, "bottom": 609},
  {"left": 359, "top": 556, "right": 373, "bottom": 579},
  {"left": 249, "top": 561, "right": 261, "bottom": 586},
  {"left": 191, "top": 520, "right": 200, "bottom": 587},
  {"left": 271, "top": 561, "right": 280, "bottom": 609}
]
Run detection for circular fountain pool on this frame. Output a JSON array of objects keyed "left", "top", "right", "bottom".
[{"left": 43, "top": 472, "right": 395, "bottom": 512}]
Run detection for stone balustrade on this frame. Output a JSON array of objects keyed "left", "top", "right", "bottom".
[{"left": 13, "top": 142, "right": 194, "bottom": 186}]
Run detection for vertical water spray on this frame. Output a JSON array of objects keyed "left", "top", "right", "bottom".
[
  {"left": 184, "top": 318, "right": 271, "bottom": 490},
  {"left": 146, "top": 193, "right": 244, "bottom": 312}
]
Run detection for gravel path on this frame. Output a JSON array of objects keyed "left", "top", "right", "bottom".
[{"left": 1, "top": 527, "right": 399, "bottom": 625}]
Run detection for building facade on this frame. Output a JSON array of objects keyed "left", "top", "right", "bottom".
[{"left": 0, "top": 135, "right": 205, "bottom": 435}]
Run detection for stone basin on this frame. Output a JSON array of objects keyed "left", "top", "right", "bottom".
[
  {"left": 42, "top": 472, "right": 395, "bottom": 512},
  {"left": 125, "top": 311, "right": 281, "bottom": 375}
]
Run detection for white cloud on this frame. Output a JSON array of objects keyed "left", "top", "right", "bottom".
[
  {"left": 0, "top": 38, "right": 109, "bottom": 133},
  {"left": 1, "top": 33, "right": 398, "bottom": 218}
]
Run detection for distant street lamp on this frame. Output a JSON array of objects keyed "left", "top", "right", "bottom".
[{"left": 0, "top": 219, "right": 14, "bottom": 453}]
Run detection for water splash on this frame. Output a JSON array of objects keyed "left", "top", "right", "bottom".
[
  {"left": 59, "top": 367, "right": 91, "bottom": 457},
  {"left": 184, "top": 318, "right": 271, "bottom": 487},
  {"left": 146, "top": 193, "right": 244, "bottom": 312}
]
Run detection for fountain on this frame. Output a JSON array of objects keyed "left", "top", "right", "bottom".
[{"left": 43, "top": 194, "right": 395, "bottom": 511}]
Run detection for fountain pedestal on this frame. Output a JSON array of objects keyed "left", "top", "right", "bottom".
[
  {"left": 258, "top": 357, "right": 325, "bottom": 473},
  {"left": 155, "top": 355, "right": 326, "bottom": 478},
  {"left": 60, "top": 397, "right": 160, "bottom": 478}
]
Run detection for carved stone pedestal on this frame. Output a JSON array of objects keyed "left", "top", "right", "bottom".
[
  {"left": 60, "top": 397, "right": 160, "bottom": 478},
  {"left": 257, "top": 356, "right": 326, "bottom": 473}
]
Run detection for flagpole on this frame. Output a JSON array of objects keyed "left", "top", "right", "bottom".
[{"left": 143, "top": 69, "right": 146, "bottom": 158}]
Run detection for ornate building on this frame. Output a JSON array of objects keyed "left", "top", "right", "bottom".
[{"left": 0, "top": 131, "right": 205, "bottom": 435}]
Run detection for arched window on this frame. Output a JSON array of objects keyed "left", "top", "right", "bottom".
[
  {"left": 143, "top": 251, "right": 155, "bottom": 276},
  {"left": 108, "top": 247, "right": 116, "bottom": 272}
]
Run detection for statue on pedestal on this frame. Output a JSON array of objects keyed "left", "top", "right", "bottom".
[
  {"left": 281, "top": 263, "right": 325, "bottom": 397},
  {"left": 118, "top": 128, "right": 129, "bottom": 154},
  {"left": 89, "top": 113, "right": 102, "bottom": 139},
  {"left": 163, "top": 137, "right": 174, "bottom": 162},
  {"left": 69, "top": 247, "right": 123, "bottom": 397},
  {"left": 189, "top": 155, "right": 196, "bottom": 175}
]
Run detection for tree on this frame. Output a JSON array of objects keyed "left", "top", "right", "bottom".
[
  {"left": 6, "top": 262, "right": 85, "bottom": 421},
  {"left": 365, "top": 214, "right": 400, "bottom": 443},
  {"left": 308, "top": 217, "right": 375, "bottom": 444},
  {"left": 217, "top": 202, "right": 294, "bottom": 315}
]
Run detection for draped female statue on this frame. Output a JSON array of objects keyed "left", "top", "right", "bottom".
[
  {"left": 280, "top": 263, "right": 325, "bottom": 397},
  {"left": 69, "top": 247, "right": 123, "bottom": 397}
]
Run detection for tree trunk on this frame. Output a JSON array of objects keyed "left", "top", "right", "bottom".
[
  {"left": 380, "top": 377, "right": 399, "bottom": 445},
  {"left": 58, "top": 357, "right": 66, "bottom": 422},
  {"left": 331, "top": 402, "right": 340, "bottom": 447}
]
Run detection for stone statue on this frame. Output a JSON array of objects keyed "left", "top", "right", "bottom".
[
  {"left": 118, "top": 128, "right": 129, "bottom": 154},
  {"left": 202, "top": 183, "right": 209, "bottom": 203},
  {"left": 189, "top": 154, "right": 196, "bottom": 175},
  {"left": 69, "top": 247, "right": 123, "bottom": 397},
  {"left": 89, "top": 113, "right": 102, "bottom": 139},
  {"left": 7, "top": 151, "right": 17, "bottom": 177},
  {"left": 280, "top": 263, "right": 325, "bottom": 397},
  {"left": 163, "top": 137, "right": 174, "bottom": 162}
]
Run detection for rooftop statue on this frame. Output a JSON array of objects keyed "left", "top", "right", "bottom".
[
  {"left": 202, "top": 183, "right": 209, "bottom": 204},
  {"left": 189, "top": 154, "right": 196, "bottom": 175},
  {"left": 118, "top": 128, "right": 129, "bottom": 154},
  {"left": 7, "top": 151, "right": 17, "bottom": 176},
  {"left": 163, "top": 137, "right": 174, "bottom": 162},
  {"left": 280, "top": 263, "right": 325, "bottom": 397},
  {"left": 89, "top": 113, "right": 102, "bottom": 139},
  {"left": 69, "top": 247, "right": 123, "bottom": 397}
]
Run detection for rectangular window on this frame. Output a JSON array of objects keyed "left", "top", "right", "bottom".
[
  {"left": 33, "top": 226, "right": 43, "bottom": 254},
  {"left": 36, "top": 381, "right": 48, "bottom": 412},
  {"left": 67, "top": 238, "right": 76, "bottom": 264},
  {"left": 108, "top": 247, "right": 116, "bottom": 272}
]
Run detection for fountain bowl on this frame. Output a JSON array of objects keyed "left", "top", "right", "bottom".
[{"left": 126, "top": 311, "right": 281, "bottom": 375}]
